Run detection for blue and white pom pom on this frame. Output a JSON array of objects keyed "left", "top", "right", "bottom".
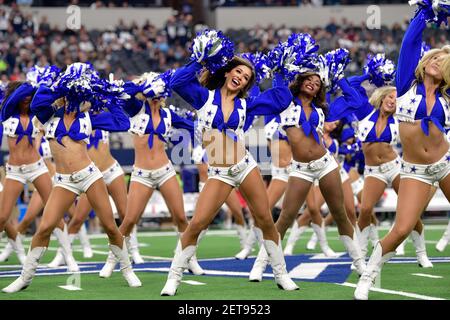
[
  {"left": 409, "top": 0, "right": 450, "bottom": 26},
  {"left": 89, "top": 74, "right": 130, "bottom": 112},
  {"left": 190, "top": 29, "right": 235, "bottom": 74},
  {"left": 241, "top": 52, "right": 271, "bottom": 84},
  {"left": 421, "top": 41, "right": 432, "bottom": 57},
  {"left": 315, "top": 48, "right": 351, "bottom": 94},
  {"left": 142, "top": 69, "right": 174, "bottom": 99},
  {"left": 267, "top": 33, "right": 319, "bottom": 82},
  {"left": 53, "top": 62, "right": 101, "bottom": 113},
  {"left": 26, "top": 65, "right": 61, "bottom": 88},
  {"left": 363, "top": 53, "right": 396, "bottom": 87}
]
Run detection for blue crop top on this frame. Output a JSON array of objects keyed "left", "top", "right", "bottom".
[
  {"left": 31, "top": 86, "right": 130, "bottom": 146},
  {"left": 87, "top": 129, "right": 109, "bottom": 150},
  {"left": 1, "top": 83, "right": 40, "bottom": 145}
]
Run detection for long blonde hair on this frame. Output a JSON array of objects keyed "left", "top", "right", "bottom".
[
  {"left": 415, "top": 45, "right": 450, "bottom": 101},
  {"left": 369, "top": 86, "right": 396, "bottom": 110}
]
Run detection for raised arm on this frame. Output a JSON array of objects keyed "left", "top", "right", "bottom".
[
  {"left": 170, "top": 61, "right": 210, "bottom": 110},
  {"left": 396, "top": 10, "right": 427, "bottom": 96},
  {"left": 327, "top": 78, "right": 366, "bottom": 122},
  {"left": 91, "top": 100, "right": 130, "bottom": 132},
  {"left": 1, "top": 83, "right": 36, "bottom": 121},
  {"left": 30, "top": 85, "right": 64, "bottom": 124}
]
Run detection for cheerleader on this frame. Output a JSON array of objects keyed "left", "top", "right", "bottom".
[
  {"left": 347, "top": 70, "right": 434, "bottom": 266},
  {"left": 99, "top": 71, "right": 205, "bottom": 278},
  {"left": 3, "top": 63, "right": 141, "bottom": 293},
  {"left": 355, "top": 3, "right": 450, "bottom": 299},
  {"left": 160, "top": 30, "right": 300, "bottom": 295},
  {"left": 249, "top": 46, "right": 368, "bottom": 282},
  {"left": 0, "top": 80, "right": 75, "bottom": 267}
]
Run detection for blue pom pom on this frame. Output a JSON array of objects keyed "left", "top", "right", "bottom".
[
  {"left": 409, "top": 0, "right": 450, "bottom": 26},
  {"left": 421, "top": 41, "right": 432, "bottom": 57},
  {"left": 190, "top": 29, "right": 235, "bottom": 74},
  {"left": 142, "top": 69, "right": 174, "bottom": 99},
  {"left": 363, "top": 53, "right": 396, "bottom": 87},
  {"left": 316, "top": 48, "right": 351, "bottom": 94},
  {"left": 241, "top": 52, "right": 270, "bottom": 84},
  {"left": 267, "top": 33, "right": 319, "bottom": 82},
  {"left": 26, "top": 65, "right": 61, "bottom": 88}
]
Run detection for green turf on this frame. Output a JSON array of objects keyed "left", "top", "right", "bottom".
[{"left": 0, "top": 227, "right": 449, "bottom": 300}]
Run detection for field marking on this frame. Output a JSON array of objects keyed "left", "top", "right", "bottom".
[
  {"left": 181, "top": 280, "right": 206, "bottom": 285},
  {"left": 59, "top": 285, "right": 82, "bottom": 291},
  {"left": 411, "top": 273, "right": 443, "bottom": 279},
  {"left": 338, "top": 282, "right": 446, "bottom": 300}
]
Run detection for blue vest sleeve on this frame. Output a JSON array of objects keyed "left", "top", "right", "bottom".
[
  {"left": 396, "top": 11, "right": 426, "bottom": 97},
  {"left": 90, "top": 101, "right": 130, "bottom": 132},
  {"left": 327, "top": 78, "right": 365, "bottom": 122},
  {"left": 30, "top": 85, "right": 63, "bottom": 124},
  {"left": 246, "top": 86, "right": 293, "bottom": 117},
  {"left": 2, "top": 83, "right": 36, "bottom": 121},
  {"left": 170, "top": 61, "right": 210, "bottom": 110},
  {"left": 170, "top": 109, "right": 195, "bottom": 147},
  {"left": 122, "top": 96, "right": 143, "bottom": 118}
]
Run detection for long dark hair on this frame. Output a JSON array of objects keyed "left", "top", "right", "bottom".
[
  {"left": 289, "top": 73, "right": 327, "bottom": 114},
  {"left": 0, "top": 81, "right": 25, "bottom": 111},
  {"left": 199, "top": 56, "right": 256, "bottom": 99}
]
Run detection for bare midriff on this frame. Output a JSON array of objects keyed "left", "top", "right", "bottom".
[
  {"left": 268, "top": 139, "right": 292, "bottom": 168},
  {"left": 286, "top": 127, "right": 326, "bottom": 162},
  {"left": 133, "top": 134, "right": 171, "bottom": 170},
  {"left": 50, "top": 137, "right": 92, "bottom": 174},
  {"left": 362, "top": 142, "right": 398, "bottom": 166},
  {"left": 6, "top": 137, "right": 41, "bottom": 165}
]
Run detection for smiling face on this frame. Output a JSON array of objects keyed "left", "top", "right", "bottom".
[
  {"left": 224, "top": 65, "right": 252, "bottom": 94},
  {"left": 299, "top": 74, "right": 322, "bottom": 98},
  {"left": 380, "top": 90, "right": 397, "bottom": 114},
  {"left": 424, "top": 52, "right": 446, "bottom": 81}
]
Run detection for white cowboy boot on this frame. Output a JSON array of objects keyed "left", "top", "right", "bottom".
[
  {"left": 264, "top": 236, "right": 299, "bottom": 291},
  {"left": 436, "top": 221, "right": 450, "bottom": 252},
  {"left": 358, "top": 226, "right": 371, "bottom": 260},
  {"left": 161, "top": 240, "right": 196, "bottom": 296},
  {"left": 48, "top": 231, "right": 76, "bottom": 268},
  {"left": 249, "top": 246, "right": 269, "bottom": 282},
  {"left": 235, "top": 224, "right": 248, "bottom": 250},
  {"left": 410, "top": 230, "right": 433, "bottom": 268},
  {"left": 396, "top": 239, "right": 406, "bottom": 256},
  {"left": 311, "top": 223, "right": 337, "bottom": 257},
  {"left": 9, "top": 234, "right": 26, "bottom": 265},
  {"left": 182, "top": 230, "right": 206, "bottom": 276},
  {"left": 354, "top": 242, "right": 395, "bottom": 300},
  {"left": 129, "top": 225, "right": 144, "bottom": 264},
  {"left": 99, "top": 250, "right": 117, "bottom": 278},
  {"left": 0, "top": 241, "right": 13, "bottom": 262},
  {"left": 284, "top": 221, "right": 307, "bottom": 256},
  {"left": 340, "top": 231, "right": 366, "bottom": 275},
  {"left": 78, "top": 224, "right": 93, "bottom": 259},
  {"left": 2, "top": 246, "right": 46, "bottom": 293},
  {"left": 369, "top": 224, "right": 379, "bottom": 248},
  {"left": 306, "top": 231, "right": 318, "bottom": 250},
  {"left": 53, "top": 227, "right": 79, "bottom": 272},
  {"left": 235, "top": 228, "right": 257, "bottom": 260},
  {"left": 109, "top": 238, "right": 142, "bottom": 287}
]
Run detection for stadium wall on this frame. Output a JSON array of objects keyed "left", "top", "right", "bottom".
[
  {"left": 19, "top": 7, "right": 174, "bottom": 29},
  {"left": 216, "top": 5, "right": 411, "bottom": 29}
]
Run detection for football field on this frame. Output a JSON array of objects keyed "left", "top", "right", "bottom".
[{"left": 0, "top": 226, "right": 449, "bottom": 300}]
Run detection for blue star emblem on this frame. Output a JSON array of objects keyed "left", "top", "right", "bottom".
[
  {"left": 446, "top": 156, "right": 450, "bottom": 162},
  {"left": 368, "top": 168, "right": 373, "bottom": 173},
  {"left": 396, "top": 160, "right": 399, "bottom": 164},
  {"left": 110, "top": 168, "right": 114, "bottom": 172},
  {"left": 83, "top": 124, "right": 87, "bottom": 129},
  {"left": 291, "top": 117, "right": 296, "bottom": 122},
  {"left": 296, "top": 164, "right": 301, "bottom": 170},
  {"left": 401, "top": 163, "right": 405, "bottom": 169},
  {"left": 207, "top": 110, "right": 213, "bottom": 117},
  {"left": 138, "top": 170, "right": 143, "bottom": 176},
  {"left": 407, "top": 109, "right": 412, "bottom": 115},
  {"left": 57, "top": 175, "right": 63, "bottom": 182},
  {"left": 285, "top": 117, "right": 289, "bottom": 122},
  {"left": 89, "top": 167, "right": 94, "bottom": 173},
  {"left": 399, "top": 107, "right": 404, "bottom": 112},
  {"left": 324, "top": 158, "right": 328, "bottom": 163},
  {"left": 410, "top": 166, "right": 417, "bottom": 173},
  {"left": 139, "top": 126, "right": 143, "bottom": 130},
  {"left": 166, "top": 166, "right": 170, "bottom": 171},
  {"left": 205, "top": 120, "right": 210, "bottom": 126},
  {"left": 215, "top": 169, "right": 220, "bottom": 175},
  {"left": 141, "top": 118, "right": 146, "bottom": 123},
  {"left": 245, "top": 158, "right": 249, "bottom": 164},
  {"left": 410, "top": 98, "right": 416, "bottom": 104},
  {"left": 50, "top": 123, "right": 55, "bottom": 128}
]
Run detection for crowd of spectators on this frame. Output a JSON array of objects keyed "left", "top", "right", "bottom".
[{"left": 0, "top": 1, "right": 449, "bottom": 95}]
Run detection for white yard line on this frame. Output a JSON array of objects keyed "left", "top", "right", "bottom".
[
  {"left": 411, "top": 273, "right": 443, "bottom": 279},
  {"left": 338, "top": 282, "right": 446, "bottom": 300}
]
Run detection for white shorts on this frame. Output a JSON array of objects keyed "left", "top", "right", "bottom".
[
  {"left": 351, "top": 176, "right": 364, "bottom": 196},
  {"left": 271, "top": 165, "right": 290, "bottom": 183},
  {"left": 289, "top": 152, "right": 338, "bottom": 183},
  {"left": 5, "top": 159, "right": 49, "bottom": 184},
  {"left": 364, "top": 157, "right": 400, "bottom": 187},
  {"left": 340, "top": 167, "right": 350, "bottom": 183},
  {"left": 130, "top": 162, "right": 176, "bottom": 189},
  {"left": 102, "top": 161, "right": 124, "bottom": 186},
  {"left": 54, "top": 163, "right": 103, "bottom": 195},
  {"left": 400, "top": 149, "right": 450, "bottom": 186},
  {"left": 207, "top": 152, "right": 258, "bottom": 188}
]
